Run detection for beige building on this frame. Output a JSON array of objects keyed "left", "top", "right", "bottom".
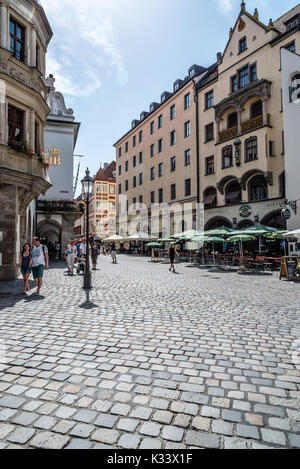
[
  {"left": 197, "top": 2, "right": 299, "bottom": 230},
  {"left": 89, "top": 162, "right": 117, "bottom": 240},
  {"left": 114, "top": 2, "right": 300, "bottom": 236},
  {"left": 0, "top": 0, "right": 53, "bottom": 280}
]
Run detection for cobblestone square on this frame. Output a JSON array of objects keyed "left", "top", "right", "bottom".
[{"left": 0, "top": 255, "right": 299, "bottom": 449}]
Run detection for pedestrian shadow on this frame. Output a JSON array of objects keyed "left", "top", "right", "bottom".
[{"left": 24, "top": 294, "right": 46, "bottom": 302}]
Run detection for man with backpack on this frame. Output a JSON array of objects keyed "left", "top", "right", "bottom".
[{"left": 30, "top": 237, "right": 49, "bottom": 295}]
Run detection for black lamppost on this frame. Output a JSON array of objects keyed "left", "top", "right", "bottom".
[{"left": 81, "top": 168, "right": 94, "bottom": 290}]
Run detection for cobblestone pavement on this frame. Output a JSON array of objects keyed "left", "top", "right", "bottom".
[{"left": 0, "top": 255, "right": 300, "bottom": 450}]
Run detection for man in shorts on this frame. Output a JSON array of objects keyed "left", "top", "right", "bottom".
[{"left": 31, "top": 237, "right": 49, "bottom": 295}]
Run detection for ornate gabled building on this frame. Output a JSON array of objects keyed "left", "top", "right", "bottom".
[
  {"left": 89, "top": 162, "right": 117, "bottom": 240},
  {"left": 196, "top": 2, "right": 300, "bottom": 230},
  {"left": 0, "top": 0, "right": 53, "bottom": 280}
]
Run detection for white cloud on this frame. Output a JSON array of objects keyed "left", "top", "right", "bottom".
[
  {"left": 41, "top": 0, "right": 126, "bottom": 97},
  {"left": 214, "top": 0, "right": 238, "bottom": 15}
]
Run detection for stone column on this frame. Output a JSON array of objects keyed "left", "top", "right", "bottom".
[
  {"left": 29, "top": 109, "right": 35, "bottom": 152},
  {"left": 31, "top": 28, "right": 37, "bottom": 67},
  {"left": 262, "top": 97, "right": 268, "bottom": 126},
  {"left": 0, "top": 79, "right": 6, "bottom": 145},
  {"left": 0, "top": 185, "right": 19, "bottom": 281},
  {"left": 216, "top": 117, "right": 221, "bottom": 144},
  {"left": 0, "top": 3, "right": 8, "bottom": 50},
  {"left": 237, "top": 107, "right": 242, "bottom": 135}
]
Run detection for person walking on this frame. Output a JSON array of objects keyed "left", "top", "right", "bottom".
[
  {"left": 20, "top": 243, "right": 32, "bottom": 294},
  {"left": 31, "top": 237, "right": 49, "bottom": 295},
  {"left": 55, "top": 241, "right": 60, "bottom": 261},
  {"left": 80, "top": 239, "right": 87, "bottom": 257},
  {"left": 91, "top": 242, "right": 100, "bottom": 270},
  {"left": 65, "top": 241, "right": 76, "bottom": 275},
  {"left": 111, "top": 242, "right": 117, "bottom": 264},
  {"left": 168, "top": 243, "right": 179, "bottom": 273}
]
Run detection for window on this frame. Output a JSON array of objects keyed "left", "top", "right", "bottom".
[
  {"left": 231, "top": 75, "right": 238, "bottom": 93},
  {"left": 35, "top": 122, "right": 39, "bottom": 153},
  {"left": 290, "top": 74, "right": 300, "bottom": 102},
  {"left": 150, "top": 167, "right": 155, "bottom": 181},
  {"left": 159, "top": 188, "right": 163, "bottom": 203},
  {"left": 184, "top": 149, "right": 191, "bottom": 167},
  {"left": 205, "top": 91, "right": 214, "bottom": 109},
  {"left": 10, "top": 18, "right": 25, "bottom": 62},
  {"left": 205, "top": 156, "right": 214, "bottom": 175},
  {"left": 150, "top": 144, "right": 155, "bottom": 157},
  {"left": 158, "top": 115, "right": 163, "bottom": 129},
  {"left": 125, "top": 142, "right": 128, "bottom": 153},
  {"left": 96, "top": 184, "right": 101, "bottom": 192},
  {"left": 158, "top": 138, "right": 163, "bottom": 153},
  {"left": 205, "top": 123, "right": 214, "bottom": 142},
  {"left": 151, "top": 191, "right": 155, "bottom": 204},
  {"left": 170, "top": 156, "right": 176, "bottom": 172},
  {"left": 133, "top": 136, "right": 136, "bottom": 147},
  {"left": 158, "top": 163, "right": 163, "bottom": 177},
  {"left": 170, "top": 184, "right": 176, "bottom": 201},
  {"left": 170, "top": 104, "right": 176, "bottom": 120},
  {"left": 225, "top": 182, "right": 242, "bottom": 205},
  {"left": 139, "top": 195, "right": 143, "bottom": 204},
  {"left": 118, "top": 165, "right": 122, "bottom": 176},
  {"left": 250, "top": 63, "right": 257, "bottom": 82},
  {"left": 118, "top": 147, "right": 122, "bottom": 158},
  {"left": 203, "top": 188, "right": 217, "bottom": 208},
  {"left": 125, "top": 161, "right": 128, "bottom": 172},
  {"left": 222, "top": 146, "right": 233, "bottom": 169},
  {"left": 269, "top": 141, "right": 275, "bottom": 157},
  {"left": 239, "top": 66, "right": 249, "bottom": 88},
  {"left": 133, "top": 176, "right": 137, "bottom": 188},
  {"left": 8, "top": 106, "right": 24, "bottom": 140},
  {"left": 249, "top": 175, "right": 267, "bottom": 202},
  {"left": 36, "top": 43, "right": 40, "bottom": 70},
  {"left": 103, "top": 184, "right": 108, "bottom": 193},
  {"left": 118, "top": 184, "right": 122, "bottom": 194},
  {"left": 239, "top": 37, "right": 247, "bottom": 53},
  {"left": 185, "top": 179, "right": 191, "bottom": 197},
  {"left": 125, "top": 180, "right": 129, "bottom": 192},
  {"left": 139, "top": 130, "right": 143, "bottom": 143},
  {"left": 170, "top": 130, "right": 176, "bottom": 146},
  {"left": 184, "top": 93, "right": 191, "bottom": 110},
  {"left": 245, "top": 137, "right": 258, "bottom": 162},
  {"left": 132, "top": 197, "right": 136, "bottom": 210},
  {"left": 250, "top": 100, "right": 262, "bottom": 118},
  {"left": 285, "top": 41, "right": 296, "bottom": 53},
  {"left": 133, "top": 155, "right": 136, "bottom": 167},
  {"left": 139, "top": 152, "right": 143, "bottom": 164},
  {"left": 227, "top": 112, "right": 238, "bottom": 129},
  {"left": 150, "top": 121, "right": 155, "bottom": 135},
  {"left": 109, "top": 185, "right": 115, "bottom": 194},
  {"left": 184, "top": 121, "right": 191, "bottom": 138},
  {"left": 139, "top": 173, "right": 143, "bottom": 185}
]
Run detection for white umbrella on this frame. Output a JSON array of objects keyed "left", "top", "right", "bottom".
[
  {"left": 103, "top": 235, "right": 124, "bottom": 242},
  {"left": 284, "top": 229, "right": 300, "bottom": 239},
  {"left": 125, "top": 231, "right": 157, "bottom": 241}
]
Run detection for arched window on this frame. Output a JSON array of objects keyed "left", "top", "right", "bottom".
[
  {"left": 248, "top": 175, "right": 267, "bottom": 202},
  {"left": 222, "top": 146, "right": 233, "bottom": 169},
  {"left": 245, "top": 137, "right": 258, "bottom": 162},
  {"left": 291, "top": 73, "right": 300, "bottom": 102},
  {"left": 227, "top": 112, "right": 238, "bottom": 129},
  {"left": 225, "top": 181, "right": 242, "bottom": 205},
  {"left": 250, "top": 100, "right": 262, "bottom": 118},
  {"left": 203, "top": 187, "right": 217, "bottom": 208}
]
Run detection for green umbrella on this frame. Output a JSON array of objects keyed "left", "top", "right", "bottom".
[
  {"left": 172, "top": 230, "right": 204, "bottom": 240},
  {"left": 205, "top": 226, "right": 235, "bottom": 237},
  {"left": 158, "top": 238, "right": 174, "bottom": 243},
  {"left": 145, "top": 242, "right": 161, "bottom": 248},
  {"left": 227, "top": 234, "right": 256, "bottom": 259},
  {"left": 191, "top": 236, "right": 225, "bottom": 265},
  {"left": 248, "top": 223, "right": 278, "bottom": 233},
  {"left": 229, "top": 229, "right": 268, "bottom": 237}
]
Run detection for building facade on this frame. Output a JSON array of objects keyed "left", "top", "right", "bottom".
[
  {"left": 36, "top": 74, "right": 82, "bottom": 255},
  {"left": 114, "top": 2, "right": 300, "bottom": 238},
  {"left": 197, "top": 2, "right": 299, "bottom": 231},
  {"left": 89, "top": 162, "right": 116, "bottom": 240},
  {"left": 0, "top": 0, "right": 53, "bottom": 280}
]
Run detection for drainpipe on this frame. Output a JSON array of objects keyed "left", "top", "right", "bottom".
[{"left": 192, "top": 79, "right": 201, "bottom": 229}]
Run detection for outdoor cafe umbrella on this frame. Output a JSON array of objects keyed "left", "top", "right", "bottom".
[
  {"left": 284, "top": 229, "right": 300, "bottom": 239},
  {"left": 227, "top": 234, "right": 256, "bottom": 259},
  {"left": 205, "top": 226, "right": 235, "bottom": 237},
  {"left": 103, "top": 234, "right": 124, "bottom": 242},
  {"left": 191, "top": 235, "right": 224, "bottom": 265},
  {"left": 172, "top": 230, "right": 204, "bottom": 240},
  {"left": 145, "top": 242, "right": 161, "bottom": 248},
  {"left": 126, "top": 232, "right": 157, "bottom": 241}
]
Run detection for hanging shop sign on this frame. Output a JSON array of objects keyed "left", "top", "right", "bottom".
[
  {"left": 281, "top": 208, "right": 291, "bottom": 221},
  {"left": 46, "top": 147, "right": 62, "bottom": 166},
  {"left": 239, "top": 205, "right": 252, "bottom": 219}
]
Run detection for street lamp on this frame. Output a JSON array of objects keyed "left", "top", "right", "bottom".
[{"left": 81, "top": 168, "right": 94, "bottom": 290}]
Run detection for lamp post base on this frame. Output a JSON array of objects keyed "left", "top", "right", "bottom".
[{"left": 83, "top": 271, "right": 92, "bottom": 290}]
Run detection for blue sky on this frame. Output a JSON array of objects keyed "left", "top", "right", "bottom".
[{"left": 41, "top": 0, "right": 298, "bottom": 191}]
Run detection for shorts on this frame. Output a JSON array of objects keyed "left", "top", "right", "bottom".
[
  {"left": 21, "top": 268, "right": 31, "bottom": 275},
  {"left": 170, "top": 257, "right": 175, "bottom": 264},
  {"left": 32, "top": 265, "right": 45, "bottom": 279}
]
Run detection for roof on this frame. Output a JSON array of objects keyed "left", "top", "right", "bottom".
[
  {"left": 273, "top": 3, "right": 300, "bottom": 33},
  {"left": 94, "top": 161, "right": 116, "bottom": 182}
]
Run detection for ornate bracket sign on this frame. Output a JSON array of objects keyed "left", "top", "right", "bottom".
[
  {"left": 46, "top": 147, "right": 62, "bottom": 166},
  {"left": 239, "top": 205, "right": 252, "bottom": 219}
]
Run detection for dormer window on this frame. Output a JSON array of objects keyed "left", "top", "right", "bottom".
[
  {"left": 239, "top": 37, "right": 247, "bottom": 54},
  {"left": 189, "top": 68, "right": 195, "bottom": 78}
]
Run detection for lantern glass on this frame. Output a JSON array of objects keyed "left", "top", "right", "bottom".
[{"left": 81, "top": 169, "right": 94, "bottom": 199}]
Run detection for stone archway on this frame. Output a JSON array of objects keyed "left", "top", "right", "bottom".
[
  {"left": 261, "top": 211, "right": 287, "bottom": 230},
  {"left": 205, "top": 216, "right": 233, "bottom": 231}
]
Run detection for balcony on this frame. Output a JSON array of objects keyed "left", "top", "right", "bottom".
[{"left": 218, "top": 114, "right": 270, "bottom": 144}]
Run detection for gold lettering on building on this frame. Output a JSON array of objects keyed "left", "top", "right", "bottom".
[{"left": 46, "top": 147, "right": 62, "bottom": 167}]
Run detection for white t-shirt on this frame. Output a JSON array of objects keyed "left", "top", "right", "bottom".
[
  {"left": 80, "top": 243, "right": 87, "bottom": 255},
  {"left": 31, "top": 245, "right": 48, "bottom": 267}
]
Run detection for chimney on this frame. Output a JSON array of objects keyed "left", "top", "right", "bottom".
[{"left": 217, "top": 52, "right": 222, "bottom": 63}]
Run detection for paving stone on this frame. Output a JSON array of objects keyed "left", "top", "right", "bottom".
[
  {"left": 288, "top": 433, "right": 300, "bottom": 449},
  {"left": 140, "top": 438, "right": 162, "bottom": 449},
  {"left": 173, "top": 414, "right": 190, "bottom": 428},
  {"left": 7, "top": 427, "right": 36, "bottom": 445},
  {"left": 224, "top": 437, "right": 247, "bottom": 449},
  {"left": 73, "top": 410, "right": 97, "bottom": 423},
  {"left": 222, "top": 409, "right": 242, "bottom": 423},
  {"left": 268, "top": 418, "right": 290, "bottom": 431},
  {"left": 261, "top": 429, "right": 286, "bottom": 446},
  {"left": 253, "top": 404, "right": 285, "bottom": 417},
  {"left": 185, "top": 431, "right": 220, "bottom": 449},
  {"left": 237, "top": 424, "right": 260, "bottom": 440},
  {"left": 0, "top": 396, "right": 26, "bottom": 409},
  {"left": 212, "top": 420, "right": 233, "bottom": 436},
  {"left": 0, "top": 423, "right": 15, "bottom": 440},
  {"left": 150, "top": 399, "right": 169, "bottom": 410},
  {"left": 130, "top": 407, "right": 153, "bottom": 420},
  {"left": 192, "top": 416, "right": 210, "bottom": 431},
  {"left": 30, "top": 431, "right": 70, "bottom": 449},
  {"left": 91, "top": 429, "right": 120, "bottom": 445},
  {"left": 70, "top": 424, "right": 95, "bottom": 438},
  {"left": 245, "top": 413, "right": 264, "bottom": 427},
  {"left": 33, "top": 416, "right": 57, "bottom": 430},
  {"left": 201, "top": 406, "right": 220, "bottom": 419},
  {"left": 162, "top": 426, "right": 184, "bottom": 442},
  {"left": 95, "top": 414, "right": 118, "bottom": 429},
  {"left": 171, "top": 402, "right": 198, "bottom": 416},
  {"left": 118, "top": 434, "right": 141, "bottom": 449},
  {"left": 152, "top": 410, "right": 173, "bottom": 424},
  {"left": 52, "top": 420, "right": 75, "bottom": 435},
  {"left": 66, "top": 439, "right": 93, "bottom": 450}
]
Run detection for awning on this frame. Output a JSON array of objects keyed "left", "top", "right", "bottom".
[
  {"left": 203, "top": 194, "right": 216, "bottom": 205},
  {"left": 226, "top": 191, "right": 241, "bottom": 200}
]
